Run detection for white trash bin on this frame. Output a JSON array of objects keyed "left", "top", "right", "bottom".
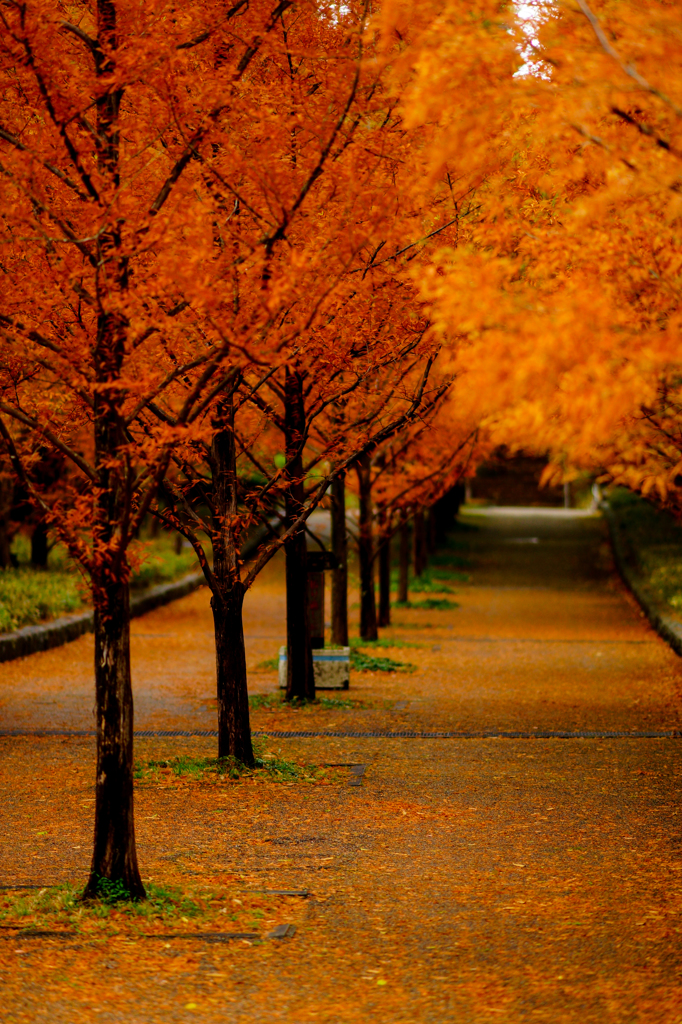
[{"left": 278, "top": 646, "right": 350, "bottom": 690}]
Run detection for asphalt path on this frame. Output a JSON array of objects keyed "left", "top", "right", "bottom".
[{"left": 1, "top": 507, "right": 681, "bottom": 1023}]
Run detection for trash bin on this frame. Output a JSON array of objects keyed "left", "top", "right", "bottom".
[{"left": 278, "top": 646, "right": 350, "bottom": 690}]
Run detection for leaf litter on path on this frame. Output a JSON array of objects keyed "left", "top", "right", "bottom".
[{"left": 1, "top": 519, "right": 682, "bottom": 1021}]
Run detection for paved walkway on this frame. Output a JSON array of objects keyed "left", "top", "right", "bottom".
[{"left": 1, "top": 509, "right": 682, "bottom": 1022}]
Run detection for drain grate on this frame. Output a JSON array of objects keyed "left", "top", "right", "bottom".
[{"left": 1, "top": 728, "right": 680, "bottom": 740}]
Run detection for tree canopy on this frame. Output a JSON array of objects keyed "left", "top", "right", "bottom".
[{"left": 2, "top": 0, "right": 681, "bottom": 895}]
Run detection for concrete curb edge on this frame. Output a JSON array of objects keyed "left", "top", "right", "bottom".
[
  {"left": 0, "top": 526, "right": 268, "bottom": 664},
  {"left": 602, "top": 502, "right": 682, "bottom": 658}
]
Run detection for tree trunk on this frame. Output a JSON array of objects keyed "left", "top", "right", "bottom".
[
  {"left": 330, "top": 473, "right": 348, "bottom": 647},
  {"left": 398, "top": 515, "right": 409, "bottom": 603},
  {"left": 308, "top": 569, "right": 325, "bottom": 648},
  {"left": 210, "top": 392, "right": 254, "bottom": 763},
  {"left": 414, "top": 508, "right": 427, "bottom": 577},
  {"left": 83, "top": 578, "right": 144, "bottom": 900},
  {"left": 0, "top": 470, "right": 13, "bottom": 568},
  {"left": 421, "top": 510, "right": 430, "bottom": 570},
  {"left": 84, "top": 333, "right": 145, "bottom": 900},
  {"left": 84, "top": 308, "right": 144, "bottom": 898},
  {"left": 433, "top": 485, "right": 464, "bottom": 543},
  {"left": 356, "top": 451, "right": 378, "bottom": 641},
  {"left": 83, "top": 0, "right": 144, "bottom": 901},
  {"left": 377, "top": 518, "right": 391, "bottom": 628},
  {"left": 31, "top": 520, "right": 49, "bottom": 568},
  {"left": 212, "top": 586, "right": 252, "bottom": 762},
  {"left": 284, "top": 369, "right": 315, "bottom": 701},
  {"left": 427, "top": 506, "right": 437, "bottom": 554}
]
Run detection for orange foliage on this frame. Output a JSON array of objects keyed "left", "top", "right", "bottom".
[
  {"left": 0, "top": 0, "right": 477, "bottom": 888},
  {"left": 383, "top": 0, "right": 682, "bottom": 509}
]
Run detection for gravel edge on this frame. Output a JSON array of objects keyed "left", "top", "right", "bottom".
[
  {"left": 603, "top": 502, "right": 682, "bottom": 657},
  {"left": 0, "top": 527, "right": 268, "bottom": 663}
]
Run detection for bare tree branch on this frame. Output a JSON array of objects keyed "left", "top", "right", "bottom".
[
  {"left": 0, "top": 123, "right": 90, "bottom": 200},
  {"left": 0, "top": 400, "right": 97, "bottom": 481},
  {"left": 577, "top": 0, "right": 682, "bottom": 119}
]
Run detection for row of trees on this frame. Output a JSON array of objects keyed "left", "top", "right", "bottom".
[
  {"left": 0, "top": 0, "right": 483, "bottom": 898},
  {"left": 5, "top": 0, "right": 673, "bottom": 906},
  {"left": 392, "top": 0, "right": 682, "bottom": 505}
]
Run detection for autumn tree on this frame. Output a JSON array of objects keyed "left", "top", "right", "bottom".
[
  {"left": 152, "top": 327, "right": 445, "bottom": 733},
  {"left": 0, "top": 0, "right": 324, "bottom": 897},
  {"left": 0, "top": 0, "right": 502, "bottom": 898},
  {"left": 382, "top": 0, "right": 682, "bottom": 514},
  {"left": 345, "top": 393, "right": 480, "bottom": 634},
  {"left": 145, "top": 0, "right": 472, "bottom": 717}
]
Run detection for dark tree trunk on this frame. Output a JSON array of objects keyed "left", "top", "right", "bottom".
[
  {"left": 414, "top": 508, "right": 427, "bottom": 577},
  {"left": 432, "top": 496, "right": 445, "bottom": 546},
  {"left": 420, "top": 512, "right": 429, "bottom": 572},
  {"left": 284, "top": 369, "right": 315, "bottom": 701},
  {"left": 398, "top": 515, "right": 409, "bottom": 603},
  {"left": 308, "top": 569, "right": 325, "bottom": 648},
  {"left": 174, "top": 530, "right": 183, "bottom": 554},
  {"left": 356, "top": 452, "right": 378, "bottom": 641},
  {"left": 427, "top": 506, "right": 437, "bottom": 554},
  {"left": 330, "top": 473, "right": 348, "bottom": 647},
  {"left": 83, "top": 0, "right": 144, "bottom": 901},
  {"left": 84, "top": 578, "right": 144, "bottom": 900},
  {"left": 84, "top": 311, "right": 144, "bottom": 898},
  {"left": 0, "top": 472, "right": 13, "bottom": 568},
  {"left": 210, "top": 392, "right": 254, "bottom": 763},
  {"left": 83, "top": 337, "right": 144, "bottom": 901},
  {"left": 377, "top": 517, "right": 391, "bottom": 628},
  {"left": 285, "top": 526, "right": 314, "bottom": 700},
  {"left": 212, "top": 586, "right": 252, "bottom": 762},
  {"left": 0, "top": 530, "right": 10, "bottom": 568},
  {"left": 31, "top": 520, "right": 49, "bottom": 568},
  {"left": 433, "top": 485, "right": 464, "bottom": 543}
]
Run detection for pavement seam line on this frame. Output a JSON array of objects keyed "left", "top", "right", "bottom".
[{"left": 1, "top": 729, "right": 680, "bottom": 739}]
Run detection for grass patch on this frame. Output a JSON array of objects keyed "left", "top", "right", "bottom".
[
  {"left": 639, "top": 548, "right": 682, "bottom": 607},
  {"left": 249, "top": 692, "right": 361, "bottom": 710},
  {"left": 429, "top": 568, "right": 469, "bottom": 581},
  {"left": 0, "top": 569, "right": 84, "bottom": 632},
  {"left": 350, "top": 650, "right": 416, "bottom": 673},
  {"left": 0, "top": 880, "right": 202, "bottom": 928},
  {"left": 609, "top": 488, "right": 682, "bottom": 609},
  {"left": 128, "top": 540, "right": 200, "bottom": 591},
  {"left": 390, "top": 565, "right": 468, "bottom": 595},
  {"left": 255, "top": 656, "right": 280, "bottom": 672},
  {"left": 609, "top": 487, "right": 682, "bottom": 547},
  {"left": 349, "top": 636, "right": 423, "bottom": 650},
  {"left": 408, "top": 577, "right": 457, "bottom": 593},
  {"left": 257, "top": 642, "right": 425, "bottom": 677},
  {"left": 394, "top": 598, "right": 459, "bottom": 611},
  {"left": 430, "top": 552, "right": 471, "bottom": 569},
  {"left": 400, "top": 576, "right": 455, "bottom": 594},
  {"left": 316, "top": 695, "right": 357, "bottom": 709},
  {"left": 0, "top": 532, "right": 203, "bottom": 632},
  {"left": 249, "top": 692, "right": 282, "bottom": 708},
  {"left": 94, "top": 879, "right": 201, "bottom": 918},
  {"left": 0, "top": 880, "right": 297, "bottom": 942},
  {"left": 134, "top": 749, "right": 340, "bottom": 785}
]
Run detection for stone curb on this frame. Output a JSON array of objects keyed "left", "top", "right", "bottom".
[
  {"left": 602, "top": 502, "right": 682, "bottom": 658},
  {"left": 0, "top": 526, "right": 268, "bottom": 664}
]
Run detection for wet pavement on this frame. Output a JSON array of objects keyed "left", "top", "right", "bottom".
[{"left": 1, "top": 507, "right": 682, "bottom": 1023}]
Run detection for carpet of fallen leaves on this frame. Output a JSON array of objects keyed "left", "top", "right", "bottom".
[{"left": 1, "top": 510, "right": 682, "bottom": 1023}]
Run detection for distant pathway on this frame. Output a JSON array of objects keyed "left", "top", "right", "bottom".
[{"left": 3, "top": 507, "right": 681, "bottom": 738}]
